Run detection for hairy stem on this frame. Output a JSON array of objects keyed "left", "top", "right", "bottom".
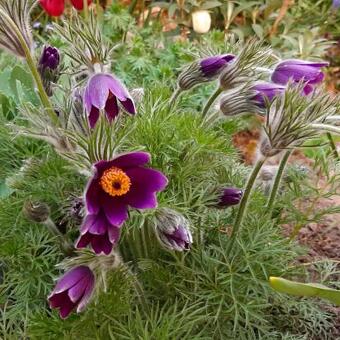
[
  {"left": 266, "top": 150, "right": 292, "bottom": 214},
  {"left": 168, "top": 87, "right": 182, "bottom": 108},
  {"left": 0, "top": 9, "right": 58, "bottom": 125},
  {"left": 226, "top": 156, "right": 266, "bottom": 256},
  {"left": 326, "top": 132, "right": 339, "bottom": 161},
  {"left": 202, "top": 87, "right": 222, "bottom": 118}
]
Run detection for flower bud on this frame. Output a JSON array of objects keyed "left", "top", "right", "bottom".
[
  {"left": 38, "top": 46, "right": 61, "bottom": 96},
  {"left": 215, "top": 187, "right": 243, "bottom": 208},
  {"left": 219, "top": 85, "right": 261, "bottom": 117},
  {"left": 178, "top": 54, "right": 234, "bottom": 91},
  {"left": 23, "top": 200, "right": 50, "bottom": 223},
  {"left": 251, "top": 82, "right": 285, "bottom": 108},
  {"left": 259, "top": 135, "right": 281, "bottom": 158},
  {"left": 154, "top": 208, "right": 193, "bottom": 252}
]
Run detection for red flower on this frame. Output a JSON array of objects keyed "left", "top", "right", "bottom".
[{"left": 39, "top": 0, "right": 92, "bottom": 17}]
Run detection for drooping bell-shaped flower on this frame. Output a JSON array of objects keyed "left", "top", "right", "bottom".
[
  {"left": 332, "top": 0, "right": 340, "bottom": 9},
  {"left": 154, "top": 208, "right": 193, "bottom": 251},
  {"left": 271, "top": 59, "right": 328, "bottom": 95},
  {"left": 178, "top": 54, "right": 235, "bottom": 91},
  {"left": 251, "top": 82, "right": 286, "bottom": 108},
  {"left": 85, "top": 152, "right": 168, "bottom": 227},
  {"left": 215, "top": 187, "right": 243, "bottom": 208},
  {"left": 48, "top": 266, "right": 95, "bottom": 319},
  {"left": 84, "top": 73, "right": 136, "bottom": 128},
  {"left": 76, "top": 211, "right": 120, "bottom": 255}
]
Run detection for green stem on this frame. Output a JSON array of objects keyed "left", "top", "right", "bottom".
[
  {"left": 128, "top": 0, "right": 138, "bottom": 14},
  {"left": 83, "top": 0, "right": 89, "bottom": 20},
  {"left": 326, "top": 132, "right": 339, "bottom": 161},
  {"left": 0, "top": 9, "right": 58, "bottom": 125},
  {"left": 202, "top": 87, "right": 222, "bottom": 118},
  {"left": 168, "top": 87, "right": 182, "bottom": 108},
  {"left": 266, "top": 150, "right": 292, "bottom": 215},
  {"left": 226, "top": 156, "right": 266, "bottom": 256}
]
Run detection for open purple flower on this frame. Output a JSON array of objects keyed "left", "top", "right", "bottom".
[
  {"left": 48, "top": 266, "right": 95, "bottom": 319},
  {"left": 86, "top": 151, "right": 168, "bottom": 227},
  {"left": 251, "top": 82, "right": 286, "bottom": 108},
  {"left": 76, "top": 211, "right": 120, "bottom": 255},
  {"left": 271, "top": 59, "right": 328, "bottom": 95},
  {"left": 216, "top": 187, "right": 243, "bottom": 208},
  {"left": 84, "top": 73, "right": 136, "bottom": 128},
  {"left": 200, "top": 54, "right": 235, "bottom": 78}
]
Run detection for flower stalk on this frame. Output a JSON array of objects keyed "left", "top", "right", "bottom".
[
  {"left": 326, "top": 132, "right": 339, "bottom": 161},
  {"left": 226, "top": 156, "right": 267, "bottom": 256},
  {"left": 266, "top": 149, "right": 292, "bottom": 214},
  {"left": 202, "top": 87, "right": 222, "bottom": 118},
  {"left": 0, "top": 8, "right": 57, "bottom": 125}
]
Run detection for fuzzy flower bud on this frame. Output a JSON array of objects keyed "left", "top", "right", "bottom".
[
  {"left": 219, "top": 85, "right": 262, "bottom": 117},
  {"left": 215, "top": 187, "right": 243, "bottom": 208},
  {"left": 0, "top": 0, "right": 34, "bottom": 58},
  {"left": 251, "top": 82, "right": 286, "bottom": 108},
  {"left": 177, "top": 54, "right": 234, "bottom": 91},
  {"left": 154, "top": 208, "right": 193, "bottom": 252},
  {"left": 48, "top": 266, "right": 95, "bottom": 319},
  {"left": 23, "top": 200, "right": 50, "bottom": 223}
]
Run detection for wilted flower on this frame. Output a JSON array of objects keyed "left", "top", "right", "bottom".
[
  {"left": 48, "top": 266, "right": 95, "bottom": 319},
  {"left": 251, "top": 82, "right": 286, "bottom": 108},
  {"left": 84, "top": 73, "right": 136, "bottom": 128},
  {"left": 178, "top": 54, "right": 235, "bottom": 91},
  {"left": 271, "top": 59, "right": 328, "bottom": 95},
  {"left": 215, "top": 187, "right": 243, "bottom": 208},
  {"left": 85, "top": 152, "right": 168, "bottom": 227},
  {"left": 76, "top": 211, "right": 120, "bottom": 255},
  {"left": 154, "top": 208, "right": 193, "bottom": 251},
  {"left": 39, "top": 0, "right": 92, "bottom": 17},
  {"left": 23, "top": 200, "right": 50, "bottom": 223},
  {"left": 0, "top": 0, "right": 34, "bottom": 57}
]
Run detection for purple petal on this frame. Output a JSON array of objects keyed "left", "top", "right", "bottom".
[
  {"left": 86, "top": 74, "right": 111, "bottom": 110},
  {"left": 105, "top": 94, "right": 119, "bottom": 121},
  {"left": 102, "top": 196, "right": 129, "bottom": 226},
  {"left": 200, "top": 54, "right": 235, "bottom": 77},
  {"left": 85, "top": 178, "right": 101, "bottom": 214},
  {"left": 120, "top": 98, "right": 136, "bottom": 115},
  {"left": 49, "top": 291, "right": 69, "bottom": 308},
  {"left": 59, "top": 298, "right": 76, "bottom": 319},
  {"left": 108, "top": 225, "right": 120, "bottom": 243},
  {"left": 92, "top": 234, "right": 112, "bottom": 255},
  {"left": 89, "top": 107, "right": 100, "bottom": 128},
  {"left": 126, "top": 190, "right": 158, "bottom": 209},
  {"left": 77, "top": 278, "right": 95, "bottom": 313},
  {"left": 94, "top": 152, "right": 151, "bottom": 173},
  {"left": 76, "top": 233, "right": 92, "bottom": 249},
  {"left": 106, "top": 74, "right": 134, "bottom": 102},
  {"left": 68, "top": 277, "right": 89, "bottom": 303},
  {"left": 51, "top": 266, "right": 91, "bottom": 295}
]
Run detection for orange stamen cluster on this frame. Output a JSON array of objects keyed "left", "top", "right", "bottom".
[{"left": 100, "top": 166, "right": 131, "bottom": 197}]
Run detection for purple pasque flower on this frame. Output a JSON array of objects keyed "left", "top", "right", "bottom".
[
  {"left": 84, "top": 73, "right": 136, "bottom": 128},
  {"left": 200, "top": 54, "right": 235, "bottom": 78},
  {"left": 39, "top": 46, "right": 60, "bottom": 70},
  {"left": 251, "top": 82, "right": 286, "bottom": 108},
  {"left": 154, "top": 208, "right": 193, "bottom": 251},
  {"left": 332, "top": 0, "right": 340, "bottom": 9},
  {"left": 76, "top": 211, "right": 120, "bottom": 255},
  {"left": 271, "top": 59, "right": 328, "bottom": 95},
  {"left": 216, "top": 187, "right": 243, "bottom": 208},
  {"left": 86, "top": 151, "right": 168, "bottom": 227},
  {"left": 48, "top": 266, "right": 95, "bottom": 319}
]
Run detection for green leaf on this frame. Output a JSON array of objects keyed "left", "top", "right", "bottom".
[
  {"left": 269, "top": 277, "right": 340, "bottom": 306},
  {"left": 200, "top": 1, "right": 222, "bottom": 10},
  {"left": 251, "top": 24, "right": 264, "bottom": 39}
]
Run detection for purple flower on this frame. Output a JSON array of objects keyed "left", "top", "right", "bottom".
[
  {"left": 39, "top": 46, "right": 60, "bottom": 70},
  {"left": 271, "top": 59, "right": 328, "bottom": 95},
  {"left": 251, "top": 82, "right": 286, "bottom": 108},
  {"left": 200, "top": 54, "right": 235, "bottom": 78},
  {"left": 85, "top": 151, "right": 168, "bottom": 227},
  {"left": 48, "top": 266, "right": 95, "bottom": 319},
  {"left": 76, "top": 211, "right": 120, "bottom": 255},
  {"left": 332, "top": 0, "right": 340, "bottom": 9},
  {"left": 84, "top": 73, "right": 136, "bottom": 128},
  {"left": 216, "top": 187, "right": 243, "bottom": 208},
  {"left": 154, "top": 208, "right": 193, "bottom": 251}
]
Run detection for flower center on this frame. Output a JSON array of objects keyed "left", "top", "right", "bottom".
[{"left": 100, "top": 167, "right": 131, "bottom": 197}]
